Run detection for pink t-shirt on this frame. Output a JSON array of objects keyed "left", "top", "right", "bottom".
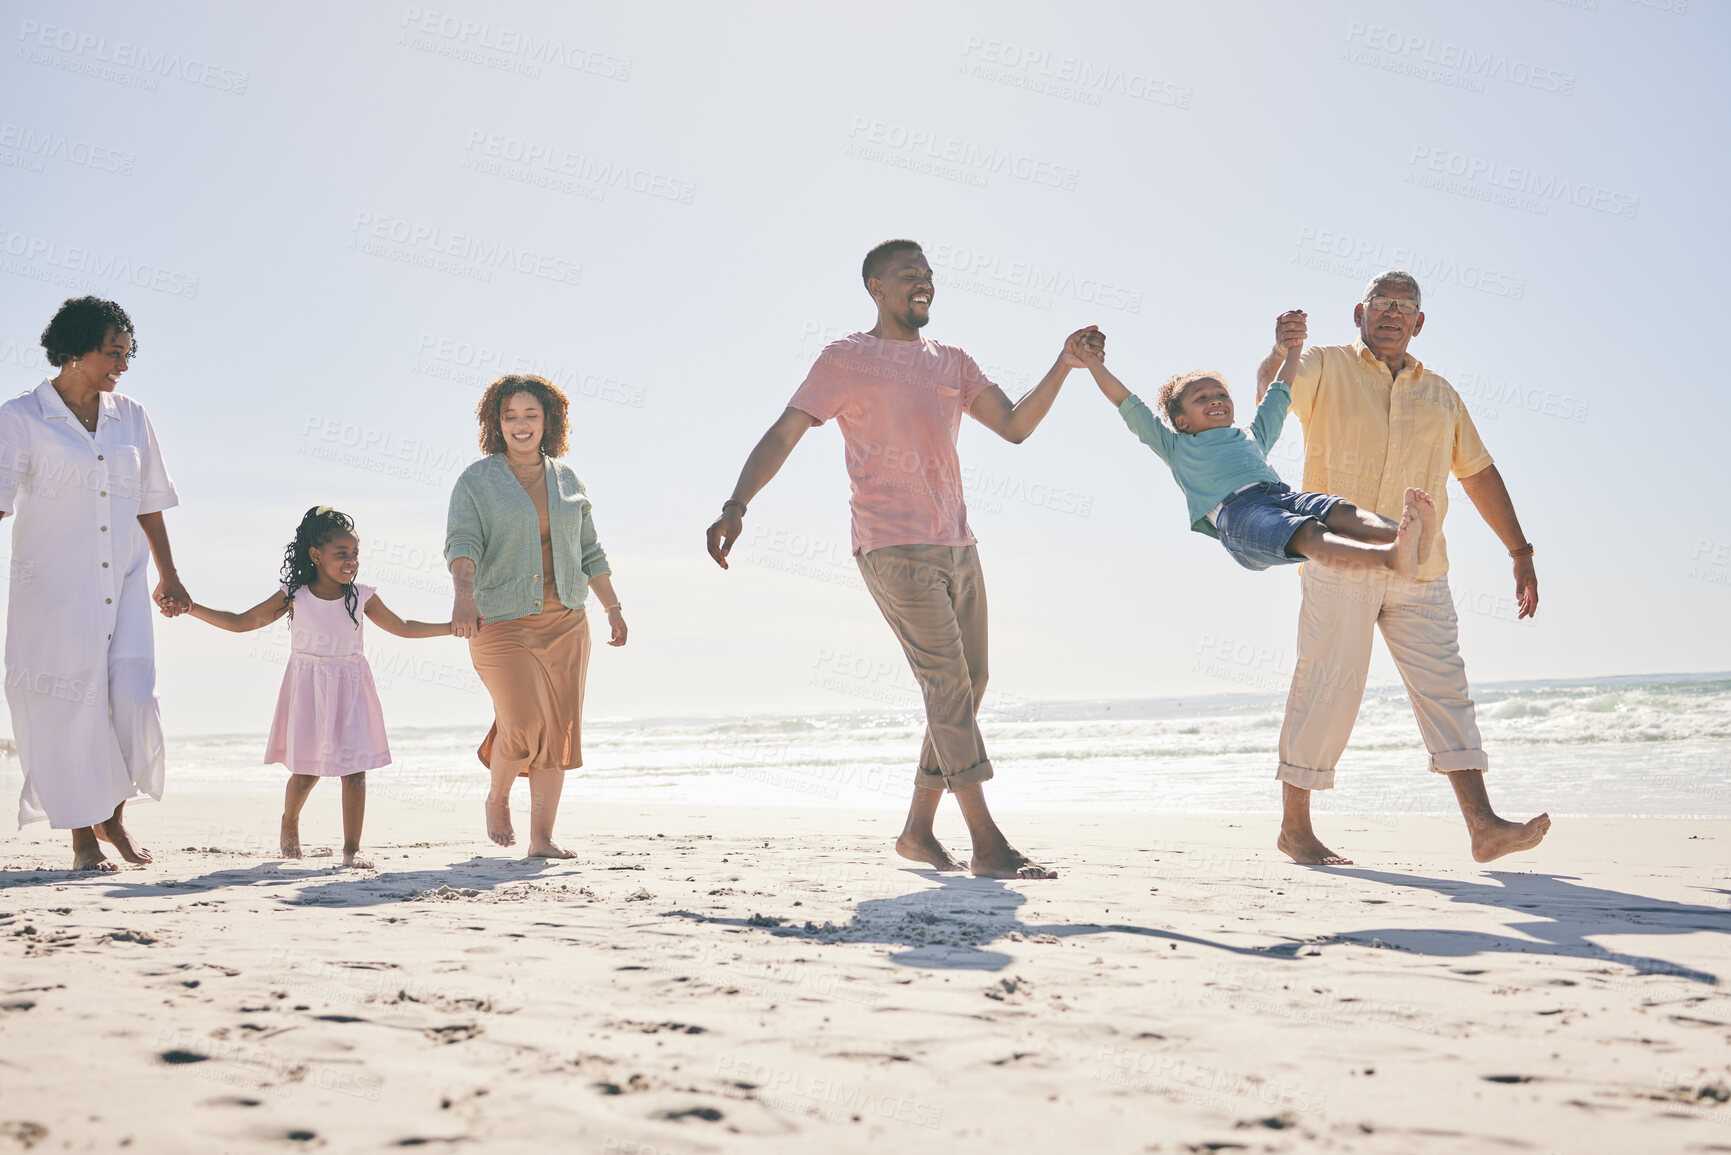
[{"left": 789, "top": 333, "right": 995, "bottom": 554}]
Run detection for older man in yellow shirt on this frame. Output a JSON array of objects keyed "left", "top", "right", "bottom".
[{"left": 1254, "top": 271, "right": 1550, "bottom": 866}]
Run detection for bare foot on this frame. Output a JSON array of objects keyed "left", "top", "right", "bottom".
[
  {"left": 341, "top": 849, "right": 373, "bottom": 869},
  {"left": 1277, "top": 828, "right": 1354, "bottom": 866},
  {"left": 280, "top": 815, "right": 303, "bottom": 859},
  {"left": 1389, "top": 499, "right": 1421, "bottom": 580},
  {"left": 970, "top": 845, "right": 1057, "bottom": 880},
  {"left": 1405, "top": 487, "right": 1437, "bottom": 565},
  {"left": 485, "top": 797, "right": 515, "bottom": 848},
  {"left": 1468, "top": 812, "right": 1551, "bottom": 863},
  {"left": 525, "top": 841, "right": 575, "bottom": 859},
  {"left": 94, "top": 805, "right": 152, "bottom": 864},
  {"left": 72, "top": 848, "right": 118, "bottom": 872},
  {"left": 895, "top": 831, "right": 968, "bottom": 872}
]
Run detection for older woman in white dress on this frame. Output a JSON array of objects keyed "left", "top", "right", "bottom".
[{"left": 0, "top": 297, "right": 190, "bottom": 871}]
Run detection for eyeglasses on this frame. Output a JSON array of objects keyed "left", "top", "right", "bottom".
[{"left": 1364, "top": 296, "right": 1420, "bottom": 317}]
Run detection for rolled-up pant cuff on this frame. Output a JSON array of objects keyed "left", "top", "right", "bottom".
[
  {"left": 1276, "top": 762, "right": 1336, "bottom": 791},
  {"left": 1428, "top": 749, "right": 1489, "bottom": 775},
  {"left": 915, "top": 759, "right": 994, "bottom": 793}
]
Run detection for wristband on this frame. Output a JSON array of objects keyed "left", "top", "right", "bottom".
[
  {"left": 603, "top": 603, "right": 623, "bottom": 614},
  {"left": 722, "top": 499, "right": 747, "bottom": 516},
  {"left": 1509, "top": 543, "right": 1535, "bottom": 559}
]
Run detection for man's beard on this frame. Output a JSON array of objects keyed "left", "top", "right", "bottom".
[{"left": 901, "top": 305, "right": 930, "bottom": 330}]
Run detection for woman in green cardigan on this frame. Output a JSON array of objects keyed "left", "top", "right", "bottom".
[{"left": 446, "top": 375, "right": 627, "bottom": 858}]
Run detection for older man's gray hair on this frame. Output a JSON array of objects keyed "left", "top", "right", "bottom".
[{"left": 1363, "top": 270, "right": 1422, "bottom": 309}]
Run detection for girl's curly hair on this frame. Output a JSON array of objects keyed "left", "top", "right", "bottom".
[
  {"left": 279, "top": 506, "right": 359, "bottom": 624},
  {"left": 475, "top": 374, "right": 570, "bottom": 457},
  {"left": 40, "top": 296, "right": 136, "bottom": 367}
]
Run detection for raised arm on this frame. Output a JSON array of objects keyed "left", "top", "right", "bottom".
[
  {"left": 1457, "top": 464, "right": 1538, "bottom": 619},
  {"left": 363, "top": 592, "right": 452, "bottom": 639},
  {"left": 187, "top": 591, "right": 291, "bottom": 633},
  {"left": 1256, "top": 310, "right": 1308, "bottom": 402},
  {"left": 1075, "top": 335, "right": 1131, "bottom": 406},
  {"left": 968, "top": 326, "right": 1103, "bottom": 444},
  {"left": 704, "top": 406, "right": 819, "bottom": 569}
]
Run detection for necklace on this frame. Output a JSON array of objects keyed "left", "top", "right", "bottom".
[{"left": 507, "top": 456, "right": 542, "bottom": 474}]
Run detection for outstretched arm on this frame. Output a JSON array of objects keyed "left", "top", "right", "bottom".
[
  {"left": 705, "top": 406, "right": 819, "bottom": 569},
  {"left": 1457, "top": 464, "right": 1538, "bottom": 619},
  {"left": 969, "top": 326, "right": 1103, "bottom": 444},
  {"left": 364, "top": 592, "right": 452, "bottom": 638},
  {"left": 187, "top": 591, "right": 291, "bottom": 633}
]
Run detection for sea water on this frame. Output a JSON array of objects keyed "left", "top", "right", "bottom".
[{"left": 109, "top": 672, "right": 1731, "bottom": 820}]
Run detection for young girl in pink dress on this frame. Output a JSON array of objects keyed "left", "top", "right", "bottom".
[{"left": 187, "top": 507, "right": 452, "bottom": 867}]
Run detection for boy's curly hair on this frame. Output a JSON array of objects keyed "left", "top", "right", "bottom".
[
  {"left": 1155, "top": 370, "right": 1227, "bottom": 427},
  {"left": 475, "top": 374, "right": 570, "bottom": 457}
]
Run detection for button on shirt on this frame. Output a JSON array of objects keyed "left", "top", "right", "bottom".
[{"left": 1287, "top": 341, "right": 1493, "bottom": 581}]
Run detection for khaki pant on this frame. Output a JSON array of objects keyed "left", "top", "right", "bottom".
[
  {"left": 1277, "top": 562, "right": 1488, "bottom": 791},
  {"left": 855, "top": 544, "right": 993, "bottom": 793}
]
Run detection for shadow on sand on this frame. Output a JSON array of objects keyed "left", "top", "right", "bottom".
[
  {"left": 0, "top": 854, "right": 576, "bottom": 905},
  {"left": 665, "top": 869, "right": 1286, "bottom": 972},
  {"left": 1250, "top": 868, "right": 1730, "bottom": 984}
]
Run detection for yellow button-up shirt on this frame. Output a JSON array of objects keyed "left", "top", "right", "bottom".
[{"left": 1287, "top": 340, "right": 1493, "bottom": 581}]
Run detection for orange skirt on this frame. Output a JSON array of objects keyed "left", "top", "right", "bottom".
[{"left": 469, "top": 607, "right": 591, "bottom": 776}]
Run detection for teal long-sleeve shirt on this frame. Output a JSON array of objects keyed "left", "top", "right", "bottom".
[{"left": 1117, "top": 380, "right": 1291, "bottom": 539}]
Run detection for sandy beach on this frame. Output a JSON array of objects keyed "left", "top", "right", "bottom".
[{"left": 0, "top": 793, "right": 1727, "bottom": 1154}]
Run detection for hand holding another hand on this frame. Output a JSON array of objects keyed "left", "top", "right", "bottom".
[{"left": 1062, "top": 325, "right": 1106, "bottom": 369}]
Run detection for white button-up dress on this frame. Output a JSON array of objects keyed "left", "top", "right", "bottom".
[{"left": 0, "top": 381, "right": 178, "bottom": 828}]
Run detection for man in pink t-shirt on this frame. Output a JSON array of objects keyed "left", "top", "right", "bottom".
[{"left": 706, "top": 239, "right": 1102, "bottom": 880}]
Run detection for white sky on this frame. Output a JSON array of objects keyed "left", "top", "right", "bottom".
[{"left": 1, "top": 0, "right": 1726, "bottom": 737}]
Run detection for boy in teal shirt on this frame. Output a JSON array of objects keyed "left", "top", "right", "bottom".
[{"left": 1080, "top": 311, "right": 1434, "bottom": 576}]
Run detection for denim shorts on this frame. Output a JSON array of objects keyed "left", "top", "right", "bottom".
[{"left": 1212, "top": 482, "right": 1344, "bottom": 571}]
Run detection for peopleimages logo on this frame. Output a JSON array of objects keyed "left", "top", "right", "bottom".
[
  {"left": 14, "top": 19, "right": 250, "bottom": 93},
  {"left": 399, "top": 7, "right": 631, "bottom": 80},
  {"left": 845, "top": 117, "right": 1081, "bottom": 191},
  {"left": 925, "top": 242, "right": 1143, "bottom": 313},
  {"left": 1342, "top": 21, "right": 1576, "bottom": 95},
  {"left": 348, "top": 211, "right": 582, "bottom": 287},
  {"left": 1408, "top": 146, "right": 1639, "bottom": 220}
]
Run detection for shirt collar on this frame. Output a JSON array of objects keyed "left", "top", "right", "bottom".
[
  {"left": 34, "top": 379, "right": 117, "bottom": 425},
  {"left": 1351, "top": 338, "right": 1422, "bottom": 380}
]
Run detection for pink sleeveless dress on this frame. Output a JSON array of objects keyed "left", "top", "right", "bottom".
[{"left": 264, "top": 584, "right": 391, "bottom": 777}]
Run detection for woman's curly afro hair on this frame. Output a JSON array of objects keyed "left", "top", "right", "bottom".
[
  {"left": 475, "top": 374, "right": 570, "bottom": 457},
  {"left": 40, "top": 296, "right": 136, "bottom": 367}
]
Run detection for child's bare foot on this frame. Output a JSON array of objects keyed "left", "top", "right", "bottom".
[
  {"left": 485, "top": 797, "right": 515, "bottom": 847},
  {"left": 1389, "top": 500, "right": 1422, "bottom": 580},
  {"left": 1277, "top": 828, "right": 1353, "bottom": 865},
  {"left": 970, "top": 844, "right": 1057, "bottom": 879},
  {"left": 895, "top": 831, "right": 968, "bottom": 872},
  {"left": 526, "top": 841, "right": 575, "bottom": 859},
  {"left": 1467, "top": 811, "right": 1551, "bottom": 862},
  {"left": 280, "top": 815, "right": 302, "bottom": 859},
  {"left": 341, "top": 847, "right": 373, "bottom": 869},
  {"left": 94, "top": 803, "right": 152, "bottom": 864},
  {"left": 1405, "top": 487, "right": 1437, "bottom": 565}
]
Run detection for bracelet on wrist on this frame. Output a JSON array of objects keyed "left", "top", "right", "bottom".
[
  {"left": 1509, "top": 543, "right": 1535, "bottom": 559},
  {"left": 722, "top": 499, "right": 747, "bottom": 516},
  {"left": 603, "top": 603, "right": 623, "bottom": 614}
]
